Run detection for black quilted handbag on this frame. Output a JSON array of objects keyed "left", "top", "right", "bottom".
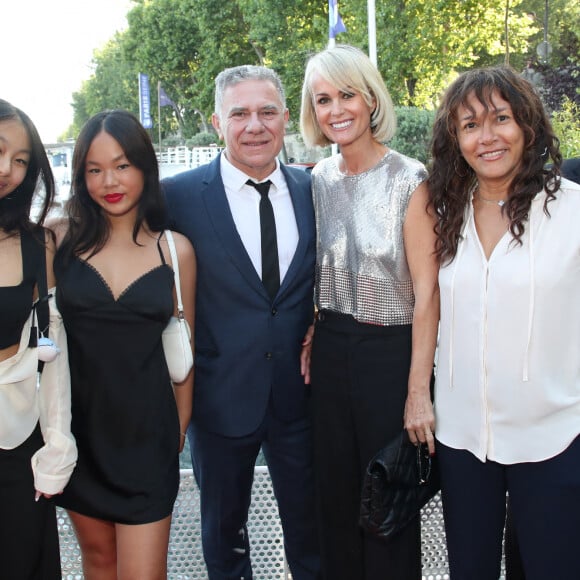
[{"left": 359, "top": 430, "right": 440, "bottom": 541}]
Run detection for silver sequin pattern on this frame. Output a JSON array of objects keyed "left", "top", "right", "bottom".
[{"left": 313, "top": 150, "right": 427, "bottom": 326}]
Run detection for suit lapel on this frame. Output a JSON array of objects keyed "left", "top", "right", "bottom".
[
  {"left": 200, "top": 157, "right": 314, "bottom": 303},
  {"left": 278, "top": 165, "right": 314, "bottom": 301},
  {"left": 201, "top": 156, "right": 267, "bottom": 296}
]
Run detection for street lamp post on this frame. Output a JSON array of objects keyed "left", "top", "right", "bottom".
[{"left": 537, "top": 0, "right": 552, "bottom": 64}]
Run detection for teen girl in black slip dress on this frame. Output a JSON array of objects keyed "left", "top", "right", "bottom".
[{"left": 52, "top": 109, "right": 195, "bottom": 579}]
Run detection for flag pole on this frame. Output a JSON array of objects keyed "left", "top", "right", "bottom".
[
  {"left": 328, "top": 0, "right": 346, "bottom": 154},
  {"left": 328, "top": 36, "right": 336, "bottom": 154},
  {"left": 368, "top": 0, "right": 377, "bottom": 65},
  {"left": 157, "top": 81, "right": 162, "bottom": 153}
]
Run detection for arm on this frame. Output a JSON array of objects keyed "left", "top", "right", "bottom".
[
  {"left": 169, "top": 232, "right": 196, "bottom": 452},
  {"left": 32, "top": 233, "right": 77, "bottom": 498},
  {"left": 402, "top": 182, "right": 440, "bottom": 455}
]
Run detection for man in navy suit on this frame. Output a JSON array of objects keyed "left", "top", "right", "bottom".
[{"left": 163, "top": 65, "right": 320, "bottom": 580}]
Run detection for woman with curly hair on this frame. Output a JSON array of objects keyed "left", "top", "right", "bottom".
[{"left": 428, "top": 65, "right": 580, "bottom": 579}]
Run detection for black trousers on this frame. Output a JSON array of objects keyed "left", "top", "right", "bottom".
[
  {"left": 189, "top": 401, "right": 321, "bottom": 580},
  {"left": 310, "top": 312, "right": 421, "bottom": 580},
  {"left": 0, "top": 424, "right": 62, "bottom": 580},
  {"left": 438, "top": 436, "right": 580, "bottom": 580}
]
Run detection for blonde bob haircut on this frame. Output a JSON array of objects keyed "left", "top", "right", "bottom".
[{"left": 300, "top": 44, "right": 396, "bottom": 148}]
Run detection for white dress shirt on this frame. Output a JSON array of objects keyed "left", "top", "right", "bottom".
[
  {"left": 220, "top": 153, "right": 299, "bottom": 284},
  {"left": 435, "top": 179, "right": 580, "bottom": 464}
]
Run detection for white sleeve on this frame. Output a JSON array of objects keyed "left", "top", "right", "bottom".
[{"left": 31, "top": 290, "right": 77, "bottom": 495}]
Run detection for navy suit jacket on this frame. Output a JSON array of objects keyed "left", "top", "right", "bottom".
[{"left": 163, "top": 154, "right": 316, "bottom": 437}]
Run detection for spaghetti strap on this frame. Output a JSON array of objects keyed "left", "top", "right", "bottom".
[
  {"left": 20, "top": 228, "right": 43, "bottom": 281},
  {"left": 156, "top": 231, "right": 167, "bottom": 266}
]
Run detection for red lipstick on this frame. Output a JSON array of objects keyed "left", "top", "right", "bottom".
[{"left": 104, "top": 193, "right": 123, "bottom": 203}]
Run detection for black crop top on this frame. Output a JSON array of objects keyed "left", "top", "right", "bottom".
[{"left": 0, "top": 230, "right": 41, "bottom": 349}]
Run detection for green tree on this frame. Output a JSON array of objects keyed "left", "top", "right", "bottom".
[
  {"left": 388, "top": 107, "right": 435, "bottom": 164},
  {"left": 67, "top": 0, "right": 576, "bottom": 144},
  {"left": 124, "top": 0, "right": 204, "bottom": 139},
  {"left": 69, "top": 34, "right": 138, "bottom": 135},
  {"left": 518, "top": 0, "right": 579, "bottom": 111},
  {"left": 521, "top": 0, "right": 579, "bottom": 68},
  {"left": 339, "top": 0, "right": 537, "bottom": 107},
  {"left": 190, "top": 0, "right": 256, "bottom": 121},
  {"left": 552, "top": 97, "right": 580, "bottom": 158},
  {"left": 235, "top": 0, "right": 329, "bottom": 125}
]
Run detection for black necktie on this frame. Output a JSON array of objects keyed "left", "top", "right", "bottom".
[{"left": 246, "top": 179, "right": 280, "bottom": 301}]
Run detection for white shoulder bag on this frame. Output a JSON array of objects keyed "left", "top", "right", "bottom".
[{"left": 162, "top": 230, "right": 193, "bottom": 383}]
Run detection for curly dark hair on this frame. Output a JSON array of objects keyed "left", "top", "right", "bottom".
[
  {"left": 426, "top": 65, "right": 562, "bottom": 263},
  {"left": 0, "top": 99, "right": 55, "bottom": 237},
  {"left": 61, "top": 109, "right": 168, "bottom": 261}
]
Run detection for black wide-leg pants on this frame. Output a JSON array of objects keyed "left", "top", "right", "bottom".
[
  {"left": 0, "top": 424, "right": 62, "bottom": 580},
  {"left": 310, "top": 311, "right": 421, "bottom": 580}
]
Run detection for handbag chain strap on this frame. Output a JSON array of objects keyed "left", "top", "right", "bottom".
[{"left": 165, "top": 230, "right": 185, "bottom": 319}]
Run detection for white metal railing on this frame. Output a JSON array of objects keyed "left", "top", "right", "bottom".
[{"left": 157, "top": 146, "right": 223, "bottom": 170}]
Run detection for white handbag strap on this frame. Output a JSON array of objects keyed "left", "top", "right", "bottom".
[{"left": 165, "top": 230, "right": 184, "bottom": 316}]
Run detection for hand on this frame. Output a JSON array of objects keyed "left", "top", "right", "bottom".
[
  {"left": 404, "top": 391, "right": 436, "bottom": 456},
  {"left": 35, "top": 490, "right": 61, "bottom": 501},
  {"left": 179, "top": 431, "right": 187, "bottom": 453},
  {"left": 300, "top": 324, "right": 315, "bottom": 385}
]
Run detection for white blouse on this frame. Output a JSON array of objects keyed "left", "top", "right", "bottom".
[
  {"left": 0, "top": 292, "right": 77, "bottom": 493},
  {"left": 435, "top": 179, "right": 580, "bottom": 464}
]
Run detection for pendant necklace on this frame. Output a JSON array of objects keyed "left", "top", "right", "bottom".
[{"left": 477, "top": 192, "right": 507, "bottom": 207}]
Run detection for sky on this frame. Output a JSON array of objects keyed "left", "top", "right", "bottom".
[{"left": 2, "top": 0, "right": 133, "bottom": 144}]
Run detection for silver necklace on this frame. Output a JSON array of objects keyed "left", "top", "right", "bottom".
[{"left": 477, "top": 193, "right": 506, "bottom": 207}]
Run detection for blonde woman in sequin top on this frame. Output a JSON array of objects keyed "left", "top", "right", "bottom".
[{"left": 300, "top": 44, "right": 439, "bottom": 580}]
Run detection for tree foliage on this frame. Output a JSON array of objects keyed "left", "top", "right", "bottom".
[
  {"left": 388, "top": 107, "right": 435, "bottom": 164},
  {"left": 552, "top": 97, "right": 580, "bottom": 158},
  {"left": 124, "top": 0, "right": 205, "bottom": 137},
  {"left": 523, "top": 0, "right": 579, "bottom": 67},
  {"left": 340, "top": 0, "right": 538, "bottom": 107},
  {"left": 189, "top": 0, "right": 255, "bottom": 120},
  {"left": 69, "top": 34, "right": 138, "bottom": 137},
  {"left": 66, "top": 0, "right": 579, "bottom": 145}
]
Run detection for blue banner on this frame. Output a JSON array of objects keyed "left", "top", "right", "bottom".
[{"left": 139, "top": 73, "right": 153, "bottom": 129}]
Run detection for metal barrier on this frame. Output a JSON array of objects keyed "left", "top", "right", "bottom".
[
  {"left": 59, "top": 466, "right": 502, "bottom": 580},
  {"left": 156, "top": 146, "right": 223, "bottom": 169},
  {"left": 59, "top": 468, "right": 288, "bottom": 580}
]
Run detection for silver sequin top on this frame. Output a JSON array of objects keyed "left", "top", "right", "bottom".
[{"left": 313, "top": 150, "right": 427, "bottom": 326}]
